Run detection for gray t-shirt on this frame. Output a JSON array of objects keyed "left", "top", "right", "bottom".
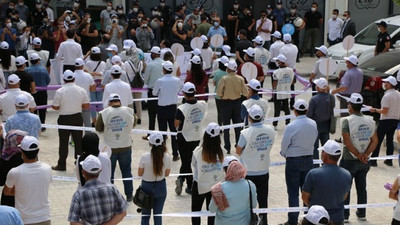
[
  {"left": 340, "top": 67, "right": 363, "bottom": 95},
  {"left": 100, "top": 9, "right": 117, "bottom": 31}
]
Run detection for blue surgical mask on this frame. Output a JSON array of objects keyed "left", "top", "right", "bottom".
[
  {"left": 214, "top": 22, "right": 219, "bottom": 27},
  {"left": 107, "top": 52, "right": 113, "bottom": 58}
]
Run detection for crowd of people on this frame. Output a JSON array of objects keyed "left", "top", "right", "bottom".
[{"left": 0, "top": 0, "right": 399, "bottom": 225}]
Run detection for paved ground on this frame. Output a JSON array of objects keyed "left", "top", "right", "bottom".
[{"left": 2, "top": 56, "right": 399, "bottom": 225}]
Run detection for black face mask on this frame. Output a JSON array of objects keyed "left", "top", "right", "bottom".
[{"left": 34, "top": 47, "right": 41, "bottom": 51}]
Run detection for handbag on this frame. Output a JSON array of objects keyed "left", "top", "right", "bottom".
[
  {"left": 133, "top": 185, "right": 153, "bottom": 210},
  {"left": 247, "top": 180, "right": 260, "bottom": 225},
  {"left": 127, "top": 60, "right": 144, "bottom": 88},
  {"left": 329, "top": 94, "right": 337, "bottom": 134}
]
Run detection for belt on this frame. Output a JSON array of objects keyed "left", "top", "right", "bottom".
[{"left": 286, "top": 155, "right": 313, "bottom": 160}]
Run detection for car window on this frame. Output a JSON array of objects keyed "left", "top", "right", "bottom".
[
  {"left": 355, "top": 23, "right": 399, "bottom": 45},
  {"left": 360, "top": 51, "right": 400, "bottom": 72}
]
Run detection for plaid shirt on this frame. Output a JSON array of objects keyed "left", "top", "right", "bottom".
[{"left": 68, "top": 179, "right": 128, "bottom": 224}]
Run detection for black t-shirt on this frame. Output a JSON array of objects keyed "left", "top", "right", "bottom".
[
  {"left": 175, "top": 99, "right": 197, "bottom": 140},
  {"left": 238, "top": 11, "right": 254, "bottom": 31},
  {"left": 376, "top": 31, "right": 391, "bottom": 54},
  {"left": 304, "top": 10, "right": 322, "bottom": 29},
  {"left": 32, "top": 9, "right": 47, "bottom": 26},
  {"left": 80, "top": 23, "right": 99, "bottom": 50},
  {"left": 14, "top": 70, "right": 34, "bottom": 93},
  {"left": 235, "top": 39, "right": 252, "bottom": 64},
  {"left": 228, "top": 8, "right": 240, "bottom": 29}
]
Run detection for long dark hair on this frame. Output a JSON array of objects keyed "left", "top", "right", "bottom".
[
  {"left": 90, "top": 53, "right": 102, "bottom": 62},
  {"left": 0, "top": 48, "right": 11, "bottom": 70},
  {"left": 151, "top": 144, "right": 167, "bottom": 176},
  {"left": 218, "top": 61, "right": 227, "bottom": 71},
  {"left": 202, "top": 133, "right": 224, "bottom": 164},
  {"left": 191, "top": 63, "right": 205, "bottom": 85},
  {"left": 163, "top": 51, "right": 174, "bottom": 63},
  {"left": 78, "top": 133, "right": 100, "bottom": 185}
]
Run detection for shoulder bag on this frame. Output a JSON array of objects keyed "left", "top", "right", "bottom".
[
  {"left": 133, "top": 177, "right": 156, "bottom": 210},
  {"left": 247, "top": 180, "right": 260, "bottom": 225},
  {"left": 127, "top": 60, "right": 144, "bottom": 88}
]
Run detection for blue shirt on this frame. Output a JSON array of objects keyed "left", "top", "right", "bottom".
[
  {"left": 272, "top": 8, "right": 286, "bottom": 26},
  {"left": 25, "top": 64, "right": 50, "bottom": 87},
  {"left": 207, "top": 26, "right": 227, "bottom": 39},
  {"left": 0, "top": 28, "right": 16, "bottom": 50},
  {"left": 0, "top": 205, "right": 23, "bottom": 225},
  {"left": 280, "top": 115, "right": 318, "bottom": 158},
  {"left": 302, "top": 164, "right": 352, "bottom": 223},
  {"left": 340, "top": 67, "right": 363, "bottom": 95},
  {"left": 5, "top": 111, "right": 41, "bottom": 138},
  {"left": 307, "top": 93, "right": 334, "bottom": 123},
  {"left": 240, "top": 95, "right": 260, "bottom": 123},
  {"left": 143, "top": 58, "right": 163, "bottom": 89}
]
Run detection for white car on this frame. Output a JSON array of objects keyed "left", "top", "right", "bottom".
[{"left": 328, "top": 15, "right": 400, "bottom": 76}]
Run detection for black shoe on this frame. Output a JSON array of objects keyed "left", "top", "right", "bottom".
[
  {"left": 126, "top": 195, "right": 133, "bottom": 202},
  {"left": 370, "top": 160, "right": 377, "bottom": 167},
  {"left": 41, "top": 128, "right": 46, "bottom": 132},
  {"left": 173, "top": 155, "right": 180, "bottom": 161},
  {"left": 185, "top": 187, "right": 192, "bottom": 195},
  {"left": 296, "top": 58, "right": 300, "bottom": 63},
  {"left": 91, "top": 123, "right": 95, "bottom": 127},
  {"left": 51, "top": 165, "right": 66, "bottom": 171},
  {"left": 335, "top": 138, "right": 342, "bottom": 143},
  {"left": 175, "top": 179, "right": 183, "bottom": 195},
  {"left": 384, "top": 159, "right": 393, "bottom": 166},
  {"left": 137, "top": 119, "right": 141, "bottom": 125},
  {"left": 278, "top": 222, "right": 291, "bottom": 225}
]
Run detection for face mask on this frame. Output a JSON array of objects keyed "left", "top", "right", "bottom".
[
  {"left": 214, "top": 22, "right": 219, "bottom": 27},
  {"left": 43, "top": 18, "right": 48, "bottom": 23},
  {"left": 137, "top": 17, "right": 142, "bottom": 22},
  {"left": 152, "top": 11, "right": 157, "bottom": 16},
  {"left": 160, "top": 3, "right": 165, "bottom": 7},
  {"left": 65, "top": 16, "right": 71, "bottom": 22},
  {"left": 107, "top": 6, "right": 112, "bottom": 11},
  {"left": 277, "top": 5, "right": 282, "bottom": 9},
  {"left": 112, "top": 19, "right": 118, "bottom": 24},
  {"left": 177, "top": 22, "right": 183, "bottom": 28},
  {"left": 142, "top": 23, "right": 147, "bottom": 28},
  {"left": 107, "top": 52, "right": 113, "bottom": 58},
  {"left": 36, "top": 4, "right": 41, "bottom": 9},
  {"left": 233, "top": 5, "right": 239, "bottom": 10},
  {"left": 267, "top": 10, "right": 272, "bottom": 14},
  {"left": 378, "top": 27, "right": 381, "bottom": 32},
  {"left": 25, "top": 31, "right": 30, "bottom": 35},
  {"left": 311, "top": 7, "right": 316, "bottom": 12},
  {"left": 133, "top": 8, "right": 138, "bottom": 13},
  {"left": 86, "top": 18, "right": 91, "bottom": 23},
  {"left": 6, "top": 23, "right": 12, "bottom": 28},
  {"left": 290, "top": 9, "right": 296, "bottom": 14},
  {"left": 382, "top": 83, "right": 386, "bottom": 90},
  {"left": 118, "top": 10, "right": 123, "bottom": 14},
  {"left": 19, "top": 3, "right": 24, "bottom": 6},
  {"left": 74, "top": 3, "right": 79, "bottom": 8},
  {"left": 9, "top": 5, "right": 14, "bottom": 9},
  {"left": 332, "top": 14, "right": 337, "bottom": 19}
]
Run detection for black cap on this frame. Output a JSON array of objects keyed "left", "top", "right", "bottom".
[
  {"left": 234, "top": 0, "right": 239, "bottom": 4},
  {"left": 277, "top": 0, "right": 283, "bottom": 4},
  {"left": 266, "top": 4, "right": 272, "bottom": 10},
  {"left": 11, "top": 9, "right": 18, "bottom": 15},
  {"left": 377, "top": 21, "right": 387, "bottom": 28},
  {"left": 116, "top": 5, "right": 123, "bottom": 10},
  {"left": 35, "top": 0, "right": 41, "bottom": 4},
  {"left": 180, "top": 2, "right": 186, "bottom": 6},
  {"left": 152, "top": 6, "right": 159, "bottom": 11},
  {"left": 291, "top": 4, "right": 297, "bottom": 9},
  {"left": 74, "top": 0, "right": 80, "bottom": 3},
  {"left": 160, "top": 0, "right": 165, "bottom": 2}
]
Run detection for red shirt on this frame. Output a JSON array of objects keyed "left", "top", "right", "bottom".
[{"left": 185, "top": 70, "right": 209, "bottom": 100}]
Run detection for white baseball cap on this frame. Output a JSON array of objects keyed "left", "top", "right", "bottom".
[
  {"left": 344, "top": 55, "right": 358, "bottom": 65},
  {"left": 15, "top": 94, "right": 29, "bottom": 107},
  {"left": 283, "top": 33, "right": 292, "bottom": 42},
  {"left": 80, "top": 155, "right": 102, "bottom": 174},
  {"left": 162, "top": 60, "right": 174, "bottom": 71},
  {"left": 318, "top": 140, "right": 342, "bottom": 156},
  {"left": 111, "top": 55, "right": 122, "bottom": 64},
  {"left": 293, "top": 99, "right": 308, "bottom": 111},
  {"left": 29, "top": 53, "right": 41, "bottom": 61},
  {"left": 313, "top": 78, "right": 328, "bottom": 89},
  {"left": 217, "top": 56, "right": 229, "bottom": 64},
  {"left": 74, "top": 58, "right": 85, "bottom": 67},
  {"left": 243, "top": 47, "right": 255, "bottom": 57},
  {"left": 147, "top": 131, "right": 164, "bottom": 146},
  {"left": 108, "top": 93, "right": 121, "bottom": 102},
  {"left": 271, "top": 31, "right": 282, "bottom": 38},
  {"left": 15, "top": 56, "right": 27, "bottom": 66},
  {"left": 0, "top": 41, "right": 9, "bottom": 50},
  {"left": 91, "top": 46, "right": 101, "bottom": 54},
  {"left": 252, "top": 35, "right": 264, "bottom": 45},
  {"left": 19, "top": 136, "right": 39, "bottom": 151},
  {"left": 200, "top": 35, "right": 208, "bottom": 43},
  {"left": 225, "top": 60, "right": 237, "bottom": 71},
  {"left": 150, "top": 46, "right": 161, "bottom": 54},
  {"left": 348, "top": 93, "right": 363, "bottom": 104},
  {"left": 182, "top": 82, "right": 196, "bottom": 94},
  {"left": 8, "top": 74, "right": 20, "bottom": 84},
  {"left": 304, "top": 205, "right": 330, "bottom": 225},
  {"left": 110, "top": 65, "right": 122, "bottom": 74},
  {"left": 190, "top": 55, "right": 202, "bottom": 64},
  {"left": 123, "top": 39, "right": 135, "bottom": 50},
  {"left": 63, "top": 70, "right": 75, "bottom": 80},
  {"left": 191, "top": 48, "right": 201, "bottom": 56},
  {"left": 247, "top": 104, "right": 264, "bottom": 120},
  {"left": 273, "top": 54, "right": 287, "bottom": 63},
  {"left": 315, "top": 45, "right": 328, "bottom": 55},
  {"left": 222, "top": 155, "right": 238, "bottom": 168},
  {"left": 383, "top": 76, "right": 398, "bottom": 86},
  {"left": 205, "top": 122, "right": 221, "bottom": 138},
  {"left": 222, "top": 45, "right": 233, "bottom": 56},
  {"left": 33, "top": 37, "right": 42, "bottom": 45},
  {"left": 247, "top": 79, "right": 261, "bottom": 91},
  {"left": 106, "top": 44, "right": 118, "bottom": 52}
]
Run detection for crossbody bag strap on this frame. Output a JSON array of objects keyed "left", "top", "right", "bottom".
[
  {"left": 247, "top": 180, "right": 253, "bottom": 215},
  {"left": 93, "top": 61, "right": 101, "bottom": 72}
]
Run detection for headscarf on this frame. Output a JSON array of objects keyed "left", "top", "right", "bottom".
[
  {"left": 211, "top": 161, "right": 247, "bottom": 211},
  {"left": 1, "top": 130, "right": 27, "bottom": 161}
]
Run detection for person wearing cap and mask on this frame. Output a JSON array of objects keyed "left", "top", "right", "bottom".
[
  {"left": 56, "top": 29, "right": 83, "bottom": 72},
  {"left": 280, "top": 99, "right": 318, "bottom": 225},
  {"left": 79, "top": 12, "right": 99, "bottom": 55},
  {"left": 153, "top": 61, "right": 182, "bottom": 160},
  {"left": 105, "top": 14, "right": 124, "bottom": 52},
  {"left": 301, "top": 2, "right": 323, "bottom": 57},
  {"left": 138, "top": 131, "right": 171, "bottom": 225},
  {"left": 213, "top": 56, "right": 229, "bottom": 125},
  {"left": 370, "top": 76, "right": 400, "bottom": 167},
  {"left": 339, "top": 93, "right": 378, "bottom": 222},
  {"left": 4, "top": 136, "right": 52, "bottom": 225},
  {"left": 217, "top": 60, "right": 248, "bottom": 154},
  {"left": 237, "top": 47, "right": 264, "bottom": 84},
  {"left": 5, "top": 94, "right": 41, "bottom": 138},
  {"left": 256, "top": 10, "right": 272, "bottom": 50},
  {"left": 302, "top": 140, "right": 352, "bottom": 224},
  {"left": 301, "top": 205, "right": 330, "bottom": 225},
  {"left": 241, "top": 79, "right": 268, "bottom": 125},
  {"left": 0, "top": 74, "right": 36, "bottom": 122},
  {"left": 307, "top": 78, "right": 335, "bottom": 164},
  {"left": 174, "top": 82, "right": 208, "bottom": 194},
  {"left": 327, "top": 9, "right": 343, "bottom": 46},
  {"left": 51, "top": 70, "right": 89, "bottom": 171},
  {"left": 237, "top": 104, "right": 275, "bottom": 225},
  {"left": 309, "top": 45, "right": 328, "bottom": 94},
  {"left": 26, "top": 37, "right": 49, "bottom": 68},
  {"left": 104, "top": 44, "right": 119, "bottom": 71},
  {"left": 253, "top": 36, "right": 270, "bottom": 86},
  {"left": 100, "top": 1, "right": 117, "bottom": 33},
  {"left": 68, "top": 155, "right": 128, "bottom": 225},
  {"left": 96, "top": 93, "right": 135, "bottom": 202},
  {"left": 272, "top": 0, "right": 286, "bottom": 32},
  {"left": 102, "top": 55, "right": 129, "bottom": 86},
  {"left": 136, "top": 17, "right": 154, "bottom": 52},
  {"left": 191, "top": 122, "right": 225, "bottom": 225},
  {"left": 14, "top": 56, "right": 35, "bottom": 94},
  {"left": 269, "top": 31, "right": 284, "bottom": 70},
  {"left": 375, "top": 21, "right": 391, "bottom": 56},
  {"left": 235, "top": 29, "right": 253, "bottom": 66},
  {"left": 102, "top": 65, "right": 133, "bottom": 109}
]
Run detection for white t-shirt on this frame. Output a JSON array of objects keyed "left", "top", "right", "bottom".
[
  {"left": 53, "top": 83, "right": 89, "bottom": 115},
  {"left": 0, "top": 88, "right": 36, "bottom": 121},
  {"left": 279, "top": 43, "right": 298, "bottom": 69},
  {"left": 56, "top": 39, "right": 83, "bottom": 65},
  {"left": 5, "top": 162, "right": 52, "bottom": 224},
  {"left": 84, "top": 60, "right": 106, "bottom": 80},
  {"left": 381, "top": 89, "right": 400, "bottom": 120},
  {"left": 74, "top": 70, "right": 95, "bottom": 98},
  {"left": 311, "top": 57, "right": 327, "bottom": 80},
  {"left": 139, "top": 152, "right": 171, "bottom": 181},
  {"left": 201, "top": 48, "right": 214, "bottom": 70},
  {"left": 102, "top": 79, "right": 133, "bottom": 108},
  {"left": 269, "top": 40, "right": 284, "bottom": 61},
  {"left": 256, "top": 18, "right": 272, "bottom": 41},
  {"left": 328, "top": 18, "right": 343, "bottom": 41}
]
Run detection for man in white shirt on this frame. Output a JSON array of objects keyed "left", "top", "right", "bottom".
[
  {"left": 56, "top": 29, "right": 83, "bottom": 72},
  {"left": 256, "top": 10, "right": 272, "bottom": 49},
  {"left": 153, "top": 61, "right": 182, "bottom": 159},
  {"left": 327, "top": 9, "right": 343, "bottom": 46},
  {"left": 279, "top": 34, "right": 298, "bottom": 69},
  {"left": 74, "top": 58, "right": 95, "bottom": 127},
  {"left": 102, "top": 65, "right": 133, "bottom": 109},
  {"left": 268, "top": 31, "right": 284, "bottom": 102},
  {"left": 4, "top": 136, "right": 52, "bottom": 225},
  {"left": 0, "top": 74, "right": 36, "bottom": 122},
  {"left": 52, "top": 70, "right": 90, "bottom": 171},
  {"left": 309, "top": 45, "right": 328, "bottom": 94},
  {"left": 253, "top": 36, "right": 270, "bottom": 79}
]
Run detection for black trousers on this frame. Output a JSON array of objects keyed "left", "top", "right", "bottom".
[
  {"left": 246, "top": 173, "right": 269, "bottom": 225},
  {"left": 177, "top": 138, "right": 200, "bottom": 189},
  {"left": 157, "top": 104, "right": 178, "bottom": 156},
  {"left": 273, "top": 98, "right": 291, "bottom": 126},
  {"left": 33, "top": 91, "right": 48, "bottom": 123},
  {"left": 63, "top": 65, "right": 75, "bottom": 72},
  {"left": 191, "top": 181, "right": 214, "bottom": 225},
  {"left": 371, "top": 119, "right": 399, "bottom": 160},
  {"left": 221, "top": 99, "right": 242, "bottom": 153},
  {"left": 215, "top": 99, "right": 223, "bottom": 126},
  {"left": 57, "top": 113, "right": 83, "bottom": 167},
  {"left": 392, "top": 218, "right": 400, "bottom": 225},
  {"left": 147, "top": 89, "right": 158, "bottom": 131}
]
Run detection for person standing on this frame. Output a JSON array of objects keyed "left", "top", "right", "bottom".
[
  {"left": 309, "top": 45, "right": 328, "bottom": 93},
  {"left": 327, "top": 9, "right": 343, "bottom": 46},
  {"left": 235, "top": 29, "right": 252, "bottom": 66},
  {"left": 105, "top": 14, "right": 124, "bottom": 52},
  {"left": 237, "top": 47, "right": 264, "bottom": 84},
  {"left": 56, "top": 29, "right": 83, "bottom": 72},
  {"left": 100, "top": 1, "right": 117, "bottom": 33},
  {"left": 339, "top": 93, "right": 378, "bottom": 222},
  {"left": 302, "top": 140, "right": 352, "bottom": 224},
  {"left": 138, "top": 132, "right": 171, "bottom": 225},
  {"left": 375, "top": 21, "right": 391, "bottom": 56},
  {"left": 339, "top": 11, "right": 356, "bottom": 41},
  {"left": 253, "top": 36, "right": 270, "bottom": 81},
  {"left": 241, "top": 79, "right": 269, "bottom": 125},
  {"left": 272, "top": 0, "right": 286, "bottom": 32},
  {"left": 280, "top": 34, "right": 298, "bottom": 70},
  {"left": 213, "top": 56, "right": 229, "bottom": 126},
  {"left": 14, "top": 56, "right": 35, "bottom": 94},
  {"left": 0, "top": 18, "right": 17, "bottom": 55},
  {"left": 286, "top": 4, "right": 305, "bottom": 63},
  {"left": 96, "top": 93, "right": 135, "bottom": 202},
  {"left": 226, "top": 0, "right": 241, "bottom": 48},
  {"left": 301, "top": 2, "right": 323, "bottom": 57},
  {"left": 216, "top": 60, "right": 248, "bottom": 154},
  {"left": 4, "top": 136, "right": 52, "bottom": 225},
  {"left": 26, "top": 37, "right": 49, "bottom": 68},
  {"left": 370, "top": 76, "right": 400, "bottom": 166},
  {"left": 174, "top": 82, "right": 208, "bottom": 195},
  {"left": 237, "top": 105, "right": 276, "bottom": 225},
  {"left": 102, "top": 65, "right": 132, "bottom": 108},
  {"left": 280, "top": 99, "right": 318, "bottom": 225},
  {"left": 52, "top": 70, "right": 89, "bottom": 171},
  {"left": 268, "top": 31, "right": 284, "bottom": 69}
]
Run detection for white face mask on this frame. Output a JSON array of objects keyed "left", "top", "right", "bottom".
[
  {"left": 177, "top": 22, "right": 183, "bottom": 28},
  {"left": 65, "top": 16, "right": 71, "bottom": 22},
  {"left": 133, "top": 8, "right": 138, "bottom": 13},
  {"left": 214, "top": 22, "right": 219, "bottom": 27},
  {"left": 107, "top": 6, "right": 112, "bottom": 11},
  {"left": 36, "top": 4, "right": 41, "bottom": 9},
  {"left": 118, "top": 10, "right": 123, "bottom": 14},
  {"left": 19, "top": 3, "right": 24, "bottom": 6},
  {"left": 9, "top": 5, "right": 14, "bottom": 9},
  {"left": 311, "top": 7, "right": 316, "bottom": 12},
  {"left": 6, "top": 23, "right": 12, "bottom": 28},
  {"left": 277, "top": 5, "right": 282, "bottom": 9},
  {"left": 160, "top": 3, "right": 165, "bottom": 7},
  {"left": 290, "top": 9, "right": 296, "bottom": 14},
  {"left": 233, "top": 5, "right": 239, "bottom": 10},
  {"left": 74, "top": 3, "right": 79, "bottom": 8},
  {"left": 86, "top": 18, "right": 91, "bottom": 23},
  {"left": 152, "top": 11, "right": 157, "bottom": 16},
  {"left": 137, "top": 17, "right": 142, "bottom": 22},
  {"left": 378, "top": 27, "right": 381, "bottom": 32},
  {"left": 332, "top": 14, "right": 337, "bottom": 19},
  {"left": 382, "top": 83, "right": 386, "bottom": 90}
]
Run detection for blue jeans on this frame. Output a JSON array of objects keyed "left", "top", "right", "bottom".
[
  {"left": 340, "top": 159, "right": 370, "bottom": 219},
  {"left": 110, "top": 149, "right": 133, "bottom": 197},
  {"left": 285, "top": 156, "right": 313, "bottom": 225},
  {"left": 90, "top": 91, "right": 104, "bottom": 119},
  {"left": 141, "top": 179, "right": 167, "bottom": 225},
  {"left": 313, "top": 121, "right": 330, "bottom": 161}
]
